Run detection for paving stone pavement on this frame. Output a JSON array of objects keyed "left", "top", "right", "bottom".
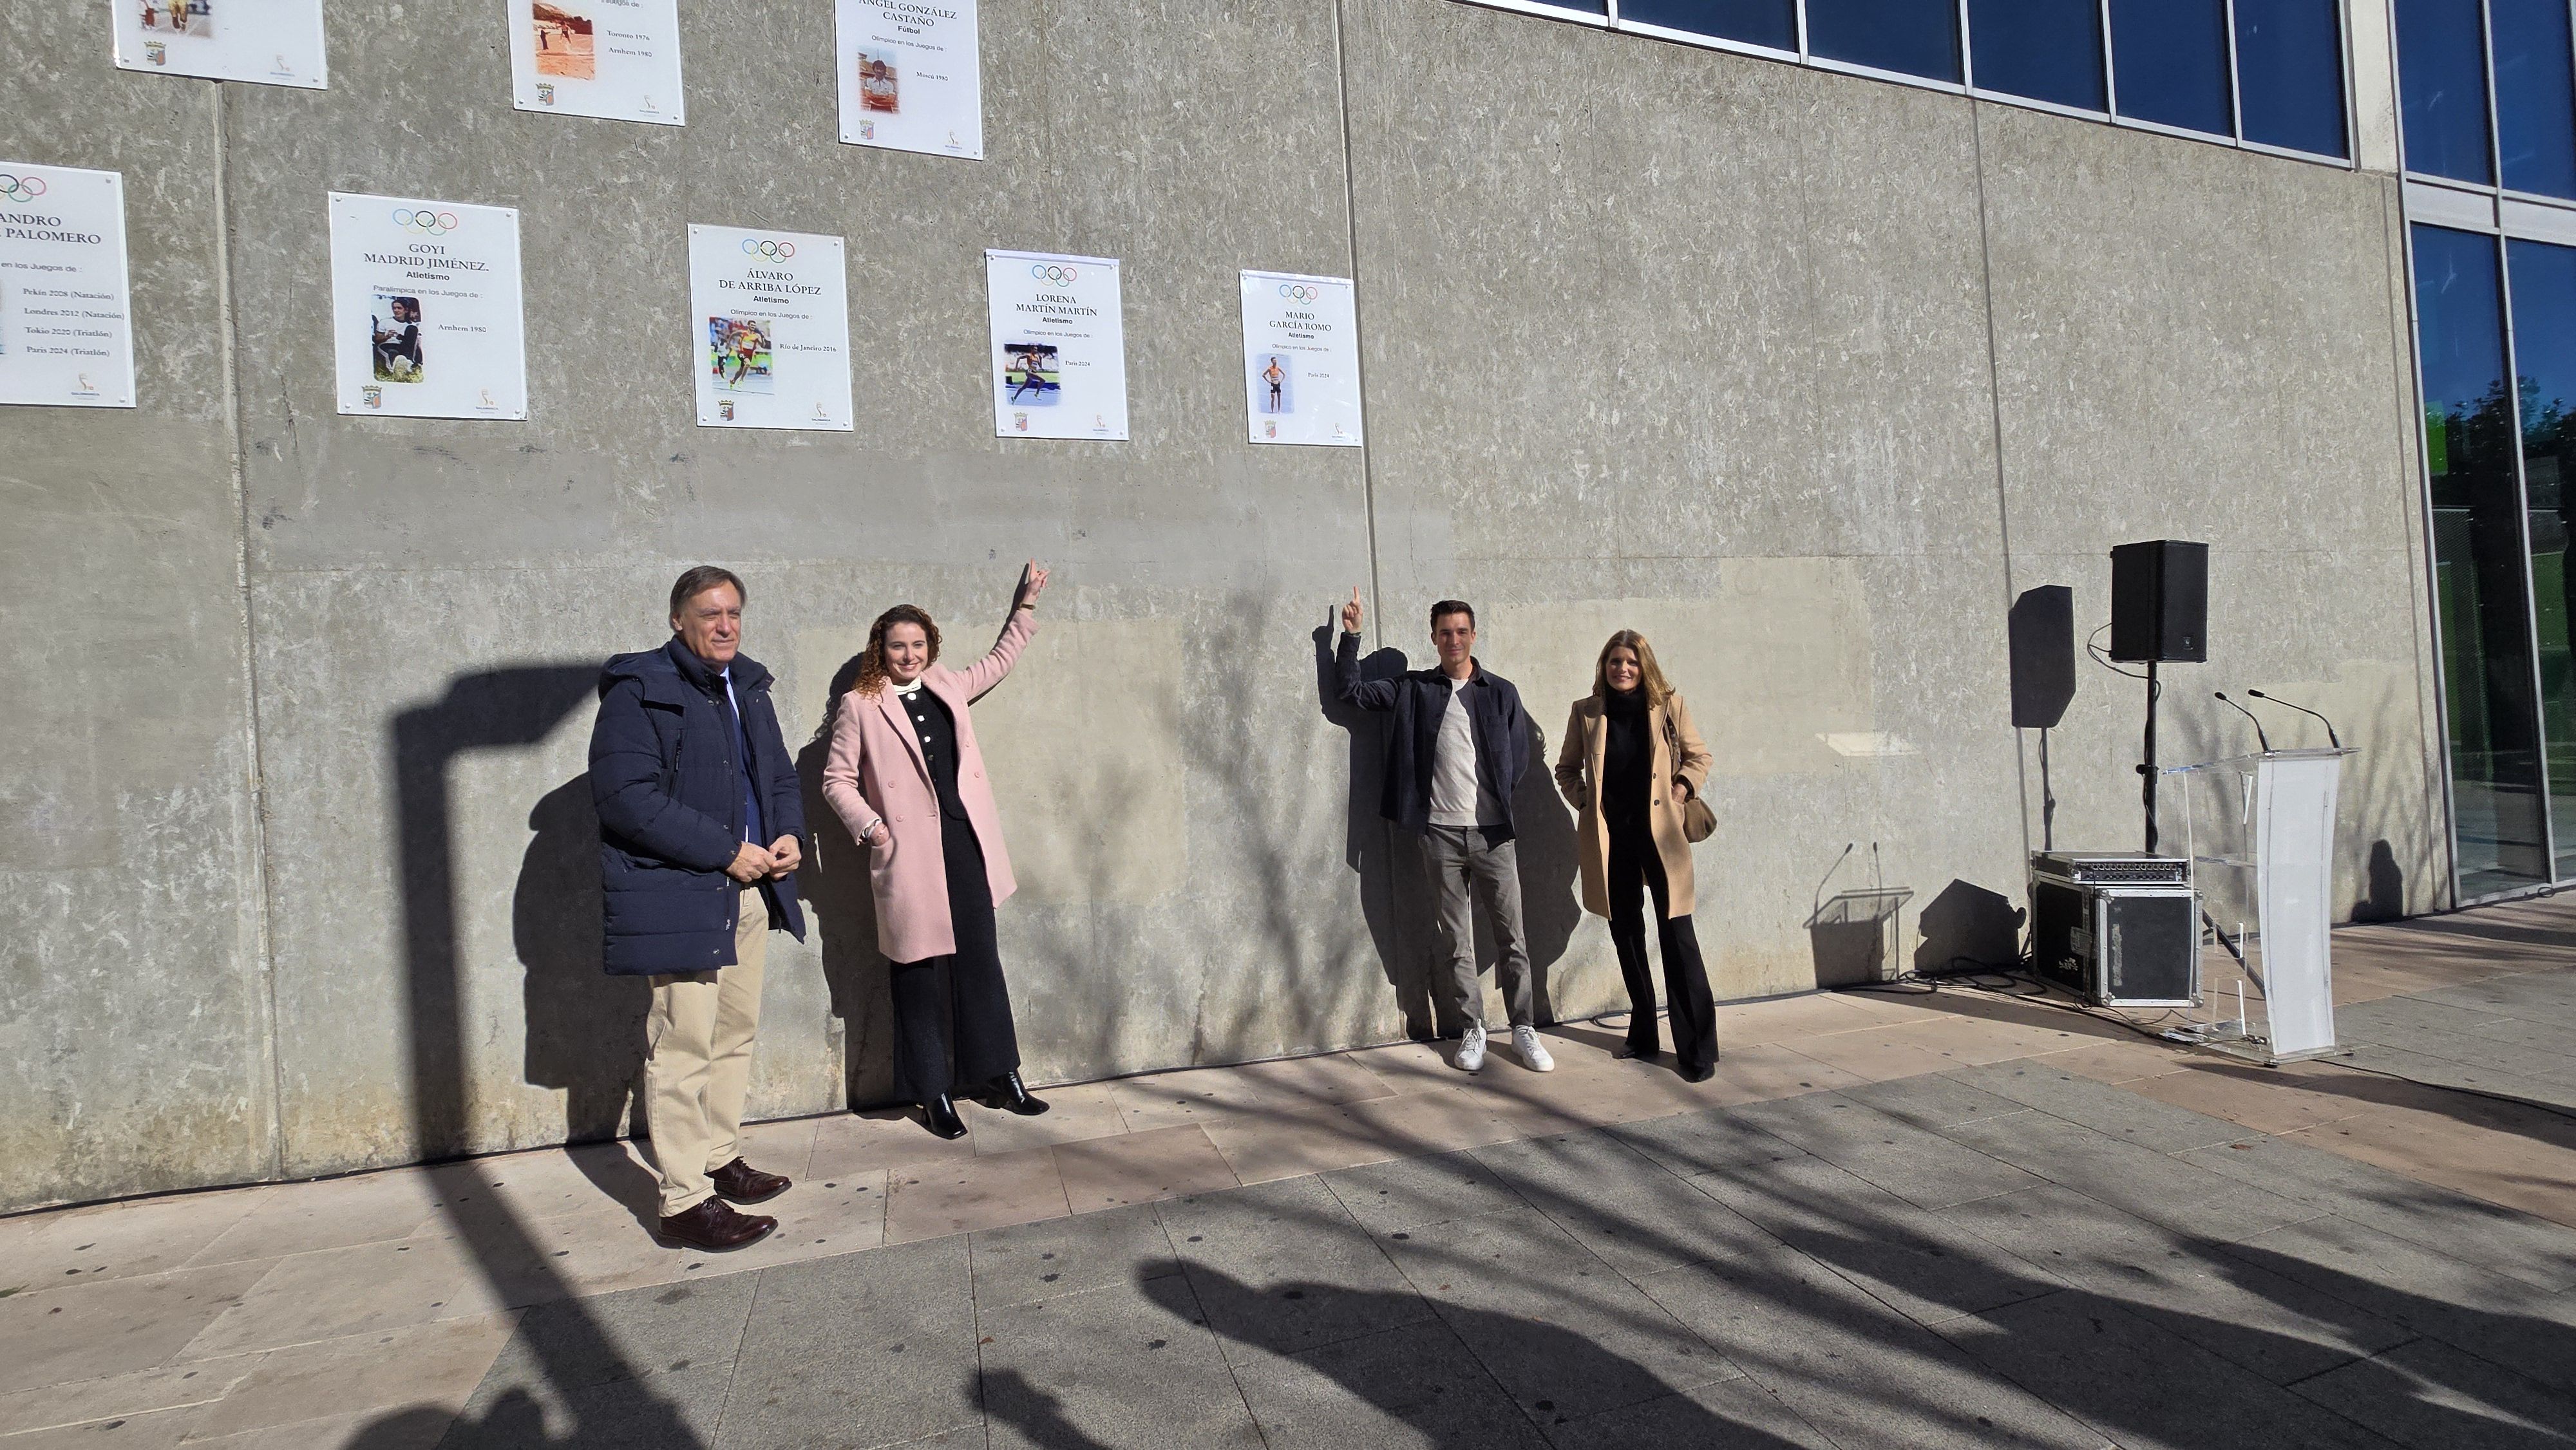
[{"left": 7, "top": 897, "right": 2576, "bottom": 1447}]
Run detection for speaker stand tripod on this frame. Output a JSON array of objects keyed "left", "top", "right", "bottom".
[{"left": 2136, "top": 661, "right": 2163, "bottom": 852}]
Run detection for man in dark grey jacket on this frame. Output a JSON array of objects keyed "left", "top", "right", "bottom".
[
  {"left": 589, "top": 565, "right": 807, "bottom": 1251},
  {"left": 1336, "top": 590, "right": 1553, "bottom": 1075}
]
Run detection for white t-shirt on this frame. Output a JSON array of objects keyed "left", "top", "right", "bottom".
[{"left": 1428, "top": 675, "right": 1494, "bottom": 828}]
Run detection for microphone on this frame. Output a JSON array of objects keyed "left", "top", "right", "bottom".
[
  {"left": 2246, "top": 690, "right": 2343, "bottom": 750},
  {"left": 2213, "top": 692, "right": 2271, "bottom": 753},
  {"left": 1814, "top": 842, "right": 1855, "bottom": 918}
]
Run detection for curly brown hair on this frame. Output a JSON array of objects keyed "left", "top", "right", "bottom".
[{"left": 853, "top": 605, "right": 942, "bottom": 697}]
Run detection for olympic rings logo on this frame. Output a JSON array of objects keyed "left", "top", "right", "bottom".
[
  {"left": 392, "top": 207, "right": 459, "bottom": 234},
  {"left": 1029, "top": 263, "right": 1079, "bottom": 284},
  {"left": 0, "top": 174, "right": 48, "bottom": 203},
  {"left": 741, "top": 238, "right": 797, "bottom": 260},
  {"left": 1277, "top": 283, "right": 1320, "bottom": 304}
]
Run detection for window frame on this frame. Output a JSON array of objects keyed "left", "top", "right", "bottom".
[{"left": 1444, "top": 0, "right": 2358, "bottom": 170}]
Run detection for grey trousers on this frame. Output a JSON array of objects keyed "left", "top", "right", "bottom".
[{"left": 1418, "top": 824, "right": 1536, "bottom": 1031}]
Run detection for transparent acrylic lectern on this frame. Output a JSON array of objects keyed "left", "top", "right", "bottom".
[{"left": 2163, "top": 747, "right": 2355, "bottom": 1062}]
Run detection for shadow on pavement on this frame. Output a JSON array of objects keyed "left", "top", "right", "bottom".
[{"left": 370, "top": 665, "right": 710, "bottom": 1450}]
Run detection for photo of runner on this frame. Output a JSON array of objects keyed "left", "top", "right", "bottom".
[
  {"left": 1262, "top": 355, "right": 1291, "bottom": 414},
  {"left": 371, "top": 294, "right": 424, "bottom": 383},
  {"left": 1001, "top": 343, "right": 1059, "bottom": 406},
  {"left": 530, "top": 1, "right": 595, "bottom": 80},
  {"left": 708, "top": 316, "right": 775, "bottom": 395},
  {"left": 857, "top": 53, "right": 899, "bottom": 113}
]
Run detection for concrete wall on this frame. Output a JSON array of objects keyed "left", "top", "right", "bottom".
[{"left": 2, "top": 0, "right": 2441, "bottom": 1210}]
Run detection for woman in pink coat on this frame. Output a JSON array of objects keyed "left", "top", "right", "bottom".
[{"left": 822, "top": 561, "right": 1048, "bottom": 1138}]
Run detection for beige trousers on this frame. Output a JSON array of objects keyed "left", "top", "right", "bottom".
[{"left": 645, "top": 885, "right": 770, "bottom": 1216}]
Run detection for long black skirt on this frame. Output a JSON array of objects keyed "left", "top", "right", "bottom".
[{"left": 887, "top": 812, "right": 1024, "bottom": 1105}]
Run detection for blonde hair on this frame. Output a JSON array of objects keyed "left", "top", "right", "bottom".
[{"left": 1592, "top": 629, "right": 1674, "bottom": 709}]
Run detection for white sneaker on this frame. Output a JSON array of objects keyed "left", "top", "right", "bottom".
[
  {"left": 1454, "top": 1024, "right": 1487, "bottom": 1072},
  {"left": 1513, "top": 1025, "right": 1557, "bottom": 1072}
]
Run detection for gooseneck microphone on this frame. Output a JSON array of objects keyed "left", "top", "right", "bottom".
[
  {"left": 2213, "top": 692, "right": 2271, "bottom": 753},
  {"left": 2246, "top": 690, "right": 2343, "bottom": 750}
]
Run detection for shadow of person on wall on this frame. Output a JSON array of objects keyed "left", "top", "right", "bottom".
[
  {"left": 1313, "top": 621, "right": 1440, "bottom": 1039},
  {"left": 516, "top": 775, "right": 658, "bottom": 1222},
  {"left": 1504, "top": 715, "right": 1580, "bottom": 1025},
  {"left": 798, "top": 653, "right": 899, "bottom": 1112},
  {"left": 2354, "top": 838, "right": 2406, "bottom": 922}
]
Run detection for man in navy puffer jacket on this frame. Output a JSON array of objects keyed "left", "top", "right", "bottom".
[{"left": 589, "top": 565, "right": 808, "bottom": 1251}]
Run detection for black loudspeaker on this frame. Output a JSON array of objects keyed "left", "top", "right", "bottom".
[{"left": 2108, "top": 540, "right": 2208, "bottom": 663}]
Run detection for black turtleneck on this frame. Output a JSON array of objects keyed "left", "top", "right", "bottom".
[{"left": 1602, "top": 686, "right": 1650, "bottom": 824}]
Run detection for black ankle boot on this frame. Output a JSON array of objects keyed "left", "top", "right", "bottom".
[
  {"left": 981, "top": 1069, "right": 1051, "bottom": 1116},
  {"left": 922, "top": 1093, "right": 968, "bottom": 1139}
]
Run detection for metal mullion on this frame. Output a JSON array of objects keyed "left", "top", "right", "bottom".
[
  {"left": 2478, "top": 0, "right": 2562, "bottom": 880},
  {"left": 2392, "top": 14, "right": 2474, "bottom": 909},
  {"left": 1796, "top": 0, "right": 1810, "bottom": 61},
  {"left": 2336, "top": 0, "right": 2358, "bottom": 164},
  {"left": 2226, "top": 0, "right": 2246, "bottom": 142},
  {"left": 1957, "top": 0, "right": 1975, "bottom": 91},
  {"left": 2482, "top": 0, "right": 2505, "bottom": 185},
  {"left": 2493, "top": 231, "right": 2562, "bottom": 881},
  {"left": 2101, "top": 0, "right": 2119, "bottom": 117}
]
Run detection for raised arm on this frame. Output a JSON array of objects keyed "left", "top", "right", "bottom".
[
  {"left": 1334, "top": 587, "right": 1399, "bottom": 711},
  {"left": 589, "top": 675, "right": 738, "bottom": 872},
  {"left": 956, "top": 560, "right": 1046, "bottom": 702},
  {"left": 1554, "top": 701, "right": 1589, "bottom": 809},
  {"left": 821, "top": 692, "right": 889, "bottom": 844},
  {"left": 1335, "top": 630, "right": 1400, "bottom": 711}
]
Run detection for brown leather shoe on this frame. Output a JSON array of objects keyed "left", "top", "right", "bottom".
[
  {"left": 709, "top": 1157, "right": 791, "bottom": 1205},
  {"left": 656, "top": 1198, "right": 777, "bottom": 1251}
]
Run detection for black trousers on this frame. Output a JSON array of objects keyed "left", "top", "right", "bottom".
[
  {"left": 1607, "top": 813, "right": 1718, "bottom": 1073},
  {"left": 887, "top": 811, "right": 1023, "bottom": 1105}
]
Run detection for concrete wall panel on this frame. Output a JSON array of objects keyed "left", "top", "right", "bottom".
[{"left": 3, "top": 8, "right": 276, "bottom": 1207}]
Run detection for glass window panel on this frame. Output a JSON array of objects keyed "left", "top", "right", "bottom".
[
  {"left": 1616, "top": 0, "right": 1794, "bottom": 48},
  {"left": 2510, "top": 238, "right": 2576, "bottom": 876},
  {"left": 1807, "top": 0, "right": 1963, "bottom": 82},
  {"left": 2416, "top": 224, "right": 2549, "bottom": 894},
  {"left": 1969, "top": 0, "right": 2107, "bottom": 110},
  {"left": 2235, "top": 0, "right": 2349, "bottom": 156},
  {"left": 2396, "top": 0, "right": 2496, "bottom": 182},
  {"left": 2494, "top": 0, "right": 2576, "bottom": 198},
  {"left": 2110, "top": 0, "right": 2235, "bottom": 135}
]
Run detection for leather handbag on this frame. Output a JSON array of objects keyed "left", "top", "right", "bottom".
[{"left": 1663, "top": 708, "right": 1716, "bottom": 844}]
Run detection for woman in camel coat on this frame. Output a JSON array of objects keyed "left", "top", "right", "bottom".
[
  {"left": 1553, "top": 629, "right": 1719, "bottom": 1078},
  {"left": 822, "top": 562, "right": 1047, "bottom": 1138}
]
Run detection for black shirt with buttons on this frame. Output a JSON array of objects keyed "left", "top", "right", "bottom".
[{"left": 902, "top": 685, "right": 972, "bottom": 822}]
